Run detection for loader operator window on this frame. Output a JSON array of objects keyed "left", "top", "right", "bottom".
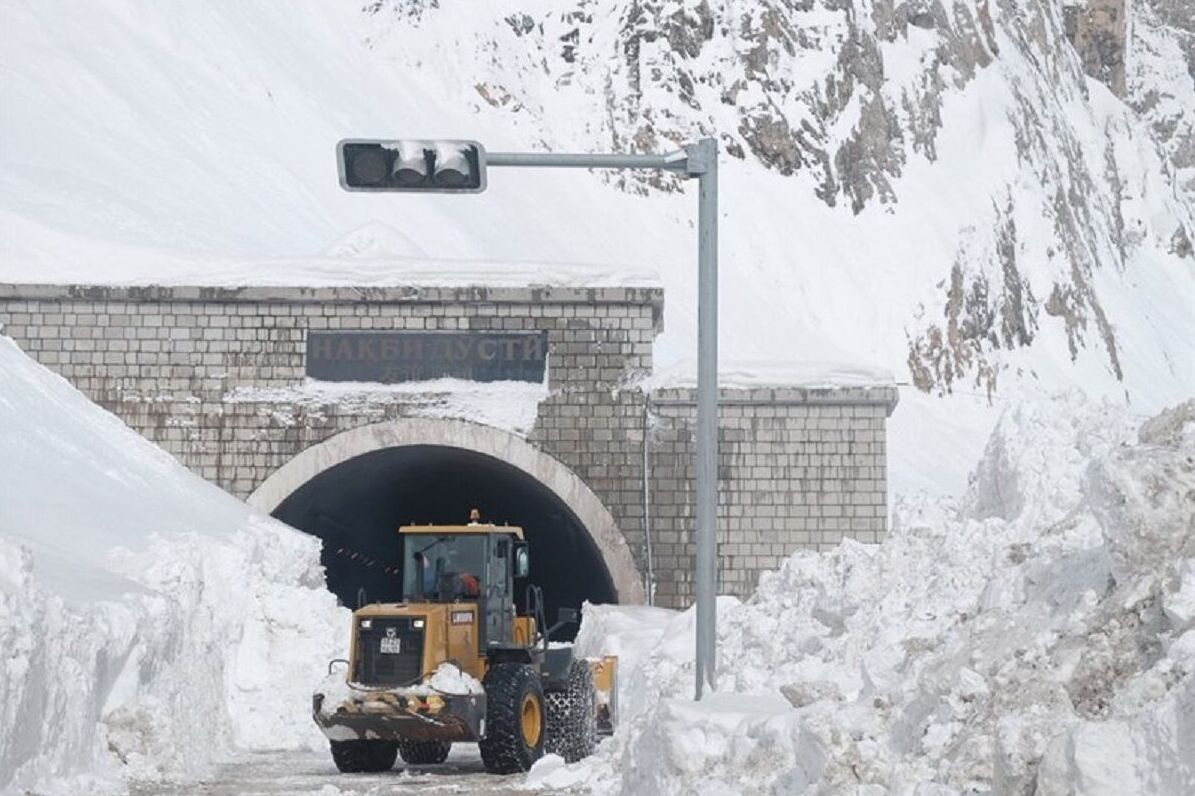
[{"left": 402, "top": 535, "right": 486, "bottom": 602}]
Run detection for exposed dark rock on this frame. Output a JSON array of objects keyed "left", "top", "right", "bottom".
[
  {"left": 1065, "top": 0, "right": 1128, "bottom": 97},
  {"left": 907, "top": 207, "right": 1038, "bottom": 398},
  {"left": 506, "top": 13, "right": 536, "bottom": 37},
  {"left": 365, "top": 0, "right": 439, "bottom": 21},
  {"left": 1171, "top": 225, "right": 1194, "bottom": 258}
]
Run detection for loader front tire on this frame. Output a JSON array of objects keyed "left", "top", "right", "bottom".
[
  {"left": 479, "top": 662, "right": 545, "bottom": 774},
  {"left": 329, "top": 739, "right": 397, "bottom": 773}
]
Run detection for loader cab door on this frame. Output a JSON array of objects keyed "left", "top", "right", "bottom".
[{"left": 483, "top": 535, "right": 515, "bottom": 649}]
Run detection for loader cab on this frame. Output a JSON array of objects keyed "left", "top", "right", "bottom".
[{"left": 399, "top": 523, "right": 531, "bottom": 649}]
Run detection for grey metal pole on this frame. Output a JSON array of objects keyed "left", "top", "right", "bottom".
[
  {"left": 485, "top": 141, "right": 719, "bottom": 699},
  {"left": 642, "top": 394, "right": 656, "bottom": 606},
  {"left": 686, "top": 138, "right": 718, "bottom": 699}
]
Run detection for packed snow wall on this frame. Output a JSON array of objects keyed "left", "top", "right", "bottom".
[{"left": 0, "top": 337, "right": 347, "bottom": 794}]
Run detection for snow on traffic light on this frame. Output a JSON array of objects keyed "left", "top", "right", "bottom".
[{"left": 337, "top": 139, "right": 486, "bottom": 193}]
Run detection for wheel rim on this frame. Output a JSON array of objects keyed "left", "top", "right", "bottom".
[{"left": 520, "top": 692, "right": 542, "bottom": 747}]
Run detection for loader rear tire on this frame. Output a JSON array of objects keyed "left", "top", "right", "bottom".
[
  {"left": 329, "top": 739, "right": 397, "bottom": 773},
  {"left": 544, "top": 659, "right": 598, "bottom": 762},
  {"left": 479, "top": 662, "right": 545, "bottom": 774},
  {"left": 398, "top": 739, "right": 451, "bottom": 765}
]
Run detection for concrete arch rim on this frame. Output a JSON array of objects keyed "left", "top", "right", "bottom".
[{"left": 248, "top": 417, "right": 644, "bottom": 604}]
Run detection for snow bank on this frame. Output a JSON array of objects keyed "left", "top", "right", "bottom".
[
  {"left": 552, "top": 395, "right": 1195, "bottom": 794},
  {"left": 641, "top": 360, "right": 895, "bottom": 391},
  {"left": 0, "top": 337, "right": 346, "bottom": 793},
  {"left": 225, "top": 375, "right": 549, "bottom": 438}
]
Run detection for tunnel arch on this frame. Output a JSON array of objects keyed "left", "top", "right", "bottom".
[{"left": 249, "top": 418, "right": 645, "bottom": 607}]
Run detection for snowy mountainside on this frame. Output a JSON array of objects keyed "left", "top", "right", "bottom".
[
  {"left": 366, "top": 0, "right": 1194, "bottom": 398},
  {"left": 0, "top": 337, "right": 346, "bottom": 793},
  {"left": 1, "top": 0, "right": 1192, "bottom": 492}
]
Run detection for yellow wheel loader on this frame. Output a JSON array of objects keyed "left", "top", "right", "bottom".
[{"left": 312, "top": 516, "right": 618, "bottom": 774}]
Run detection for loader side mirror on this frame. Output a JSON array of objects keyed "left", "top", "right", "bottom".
[{"left": 514, "top": 544, "right": 530, "bottom": 578}]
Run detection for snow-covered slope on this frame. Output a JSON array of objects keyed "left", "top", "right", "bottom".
[
  {"left": 1, "top": 0, "right": 1193, "bottom": 494},
  {"left": 1131, "top": 0, "right": 1195, "bottom": 200},
  {"left": 0, "top": 337, "right": 346, "bottom": 794},
  {"left": 546, "top": 396, "right": 1195, "bottom": 794}
]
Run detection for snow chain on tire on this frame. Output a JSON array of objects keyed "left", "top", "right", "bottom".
[
  {"left": 479, "top": 662, "right": 546, "bottom": 774},
  {"left": 544, "top": 659, "right": 598, "bottom": 763},
  {"left": 329, "top": 739, "right": 398, "bottom": 773},
  {"left": 397, "top": 739, "right": 451, "bottom": 765}
]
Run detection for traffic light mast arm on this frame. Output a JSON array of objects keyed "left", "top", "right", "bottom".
[{"left": 486, "top": 147, "right": 699, "bottom": 176}]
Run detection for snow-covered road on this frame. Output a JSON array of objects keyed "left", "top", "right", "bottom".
[{"left": 127, "top": 748, "right": 539, "bottom": 796}]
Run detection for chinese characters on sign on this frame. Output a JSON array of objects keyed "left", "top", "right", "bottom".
[{"left": 306, "top": 331, "right": 548, "bottom": 384}]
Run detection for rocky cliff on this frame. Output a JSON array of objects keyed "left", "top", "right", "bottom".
[{"left": 364, "top": 0, "right": 1192, "bottom": 401}]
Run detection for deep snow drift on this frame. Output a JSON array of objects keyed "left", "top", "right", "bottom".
[
  {"left": 0, "top": 337, "right": 347, "bottom": 794},
  {"left": 538, "top": 395, "right": 1195, "bottom": 794}
]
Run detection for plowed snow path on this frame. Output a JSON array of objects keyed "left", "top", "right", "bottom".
[{"left": 126, "top": 748, "right": 540, "bottom": 795}]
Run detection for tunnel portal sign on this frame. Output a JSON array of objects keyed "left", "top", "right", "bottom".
[{"left": 306, "top": 331, "right": 547, "bottom": 384}]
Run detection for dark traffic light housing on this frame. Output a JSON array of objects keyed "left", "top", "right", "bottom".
[{"left": 337, "top": 139, "right": 487, "bottom": 193}]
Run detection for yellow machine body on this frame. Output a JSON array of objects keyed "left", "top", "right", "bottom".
[{"left": 348, "top": 601, "right": 538, "bottom": 684}]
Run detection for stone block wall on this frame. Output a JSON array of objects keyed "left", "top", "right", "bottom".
[
  {"left": 646, "top": 386, "right": 896, "bottom": 605},
  {"left": 1, "top": 283, "right": 898, "bottom": 609},
  {"left": 0, "top": 283, "right": 658, "bottom": 569}
]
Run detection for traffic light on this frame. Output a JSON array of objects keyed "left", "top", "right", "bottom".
[{"left": 337, "top": 139, "right": 487, "bottom": 193}]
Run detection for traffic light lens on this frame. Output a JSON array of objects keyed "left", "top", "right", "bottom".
[
  {"left": 433, "top": 144, "right": 472, "bottom": 187},
  {"left": 348, "top": 149, "right": 387, "bottom": 185},
  {"left": 436, "top": 168, "right": 468, "bottom": 186},
  {"left": 393, "top": 166, "right": 426, "bottom": 186}
]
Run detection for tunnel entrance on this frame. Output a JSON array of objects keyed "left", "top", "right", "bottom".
[{"left": 271, "top": 445, "right": 617, "bottom": 639}]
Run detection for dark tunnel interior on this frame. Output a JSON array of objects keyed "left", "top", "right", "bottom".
[{"left": 271, "top": 445, "right": 617, "bottom": 640}]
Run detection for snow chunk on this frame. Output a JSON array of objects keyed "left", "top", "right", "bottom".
[
  {"left": 526, "top": 753, "right": 592, "bottom": 790},
  {"left": 320, "top": 220, "right": 428, "bottom": 259},
  {"left": 413, "top": 662, "right": 484, "bottom": 696},
  {"left": 1164, "top": 561, "right": 1195, "bottom": 632}
]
